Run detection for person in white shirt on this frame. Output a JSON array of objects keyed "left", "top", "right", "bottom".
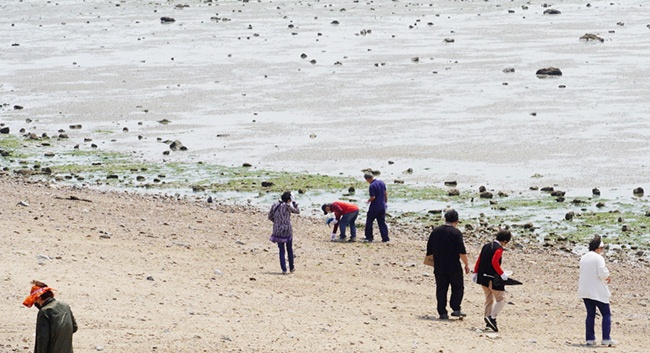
[{"left": 577, "top": 235, "right": 616, "bottom": 346}]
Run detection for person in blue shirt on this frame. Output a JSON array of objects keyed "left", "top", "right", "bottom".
[{"left": 363, "top": 173, "right": 389, "bottom": 243}]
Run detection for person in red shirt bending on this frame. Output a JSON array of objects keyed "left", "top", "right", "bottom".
[
  {"left": 473, "top": 229, "right": 512, "bottom": 333},
  {"left": 321, "top": 201, "right": 359, "bottom": 242}
]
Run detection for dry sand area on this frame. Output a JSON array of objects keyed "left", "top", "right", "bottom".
[{"left": 1, "top": 175, "right": 648, "bottom": 352}]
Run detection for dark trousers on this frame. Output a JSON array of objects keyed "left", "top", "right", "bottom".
[
  {"left": 365, "top": 208, "right": 389, "bottom": 241},
  {"left": 434, "top": 270, "right": 464, "bottom": 316},
  {"left": 277, "top": 241, "right": 294, "bottom": 273},
  {"left": 583, "top": 298, "right": 612, "bottom": 341}
]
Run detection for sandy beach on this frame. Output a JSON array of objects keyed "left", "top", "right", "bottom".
[{"left": 1, "top": 175, "right": 648, "bottom": 353}]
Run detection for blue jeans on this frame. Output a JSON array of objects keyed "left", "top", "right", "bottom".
[
  {"left": 583, "top": 298, "right": 611, "bottom": 341},
  {"left": 365, "top": 207, "right": 389, "bottom": 241},
  {"left": 338, "top": 211, "right": 358, "bottom": 239},
  {"left": 277, "top": 241, "right": 294, "bottom": 273}
]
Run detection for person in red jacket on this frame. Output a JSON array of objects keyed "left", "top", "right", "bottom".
[
  {"left": 322, "top": 201, "right": 359, "bottom": 242},
  {"left": 473, "top": 229, "right": 512, "bottom": 332}
]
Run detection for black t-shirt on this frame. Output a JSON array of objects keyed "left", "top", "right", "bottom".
[{"left": 426, "top": 224, "right": 467, "bottom": 273}]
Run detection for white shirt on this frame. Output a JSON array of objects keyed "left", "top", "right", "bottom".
[{"left": 577, "top": 251, "right": 611, "bottom": 303}]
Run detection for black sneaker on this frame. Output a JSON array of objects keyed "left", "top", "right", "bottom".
[
  {"left": 485, "top": 316, "right": 498, "bottom": 332},
  {"left": 348, "top": 237, "right": 356, "bottom": 242},
  {"left": 451, "top": 311, "right": 466, "bottom": 318},
  {"left": 439, "top": 314, "right": 449, "bottom": 320}
]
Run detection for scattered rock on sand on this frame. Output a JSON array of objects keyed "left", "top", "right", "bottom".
[
  {"left": 543, "top": 9, "right": 561, "bottom": 15},
  {"left": 580, "top": 33, "right": 604, "bottom": 42},
  {"left": 169, "top": 140, "right": 187, "bottom": 151},
  {"left": 160, "top": 17, "right": 175, "bottom": 23},
  {"left": 536, "top": 67, "right": 562, "bottom": 77}
]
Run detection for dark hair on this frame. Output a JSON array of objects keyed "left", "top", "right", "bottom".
[
  {"left": 364, "top": 173, "right": 374, "bottom": 181},
  {"left": 444, "top": 209, "right": 459, "bottom": 223},
  {"left": 496, "top": 229, "right": 512, "bottom": 243},
  {"left": 588, "top": 235, "right": 602, "bottom": 251},
  {"left": 280, "top": 191, "right": 292, "bottom": 203}
]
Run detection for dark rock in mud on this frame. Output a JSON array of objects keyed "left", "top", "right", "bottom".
[
  {"left": 596, "top": 202, "right": 605, "bottom": 208},
  {"left": 0, "top": 127, "right": 9, "bottom": 134},
  {"left": 14, "top": 105, "right": 23, "bottom": 110},
  {"left": 540, "top": 186, "right": 554, "bottom": 192},
  {"left": 261, "top": 181, "right": 273, "bottom": 187},
  {"left": 633, "top": 187, "right": 644, "bottom": 196},
  {"left": 161, "top": 17, "right": 176, "bottom": 24},
  {"left": 536, "top": 67, "right": 562, "bottom": 77},
  {"left": 592, "top": 188, "right": 601, "bottom": 195},
  {"left": 169, "top": 140, "right": 187, "bottom": 151},
  {"left": 444, "top": 180, "right": 457, "bottom": 186},
  {"left": 580, "top": 33, "right": 604, "bottom": 42},
  {"left": 478, "top": 185, "right": 486, "bottom": 192},
  {"left": 242, "top": 163, "right": 252, "bottom": 167},
  {"left": 543, "top": 9, "right": 561, "bottom": 15},
  {"left": 550, "top": 190, "right": 565, "bottom": 197},
  {"left": 503, "top": 67, "right": 515, "bottom": 73},
  {"left": 565, "top": 211, "right": 575, "bottom": 220},
  {"left": 348, "top": 186, "right": 355, "bottom": 194},
  {"left": 393, "top": 180, "right": 404, "bottom": 184},
  {"left": 480, "top": 191, "right": 493, "bottom": 199},
  {"left": 448, "top": 189, "right": 460, "bottom": 196}
]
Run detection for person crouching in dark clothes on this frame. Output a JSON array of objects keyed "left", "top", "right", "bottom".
[{"left": 473, "top": 229, "right": 512, "bottom": 332}]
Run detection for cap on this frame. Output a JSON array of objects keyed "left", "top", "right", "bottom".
[{"left": 321, "top": 203, "right": 329, "bottom": 215}]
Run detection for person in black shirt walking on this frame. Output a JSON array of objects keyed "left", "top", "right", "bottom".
[{"left": 426, "top": 209, "right": 470, "bottom": 319}]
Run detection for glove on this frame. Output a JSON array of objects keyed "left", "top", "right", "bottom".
[
  {"left": 500, "top": 273, "right": 508, "bottom": 281},
  {"left": 330, "top": 233, "right": 337, "bottom": 241},
  {"left": 472, "top": 273, "right": 478, "bottom": 284}
]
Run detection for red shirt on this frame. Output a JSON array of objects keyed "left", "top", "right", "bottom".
[{"left": 330, "top": 201, "right": 359, "bottom": 220}]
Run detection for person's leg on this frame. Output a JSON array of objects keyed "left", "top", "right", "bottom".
[
  {"left": 434, "top": 272, "right": 450, "bottom": 317},
  {"left": 377, "top": 209, "right": 389, "bottom": 242},
  {"left": 338, "top": 213, "right": 350, "bottom": 239},
  {"left": 491, "top": 288, "right": 507, "bottom": 317},
  {"left": 449, "top": 271, "right": 465, "bottom": 312},
  {"left": 277, "top": 242, "right": 287, "bottom": 273},
  {"left": 287, "top": 240, "right": 295, "bottom": 272},
  {"left": 595, "top": 301, "right": 612, "bottom": 341},
  {"left": 583, "top": 298, "right": 597, "bottom": 342},
  {"left": 349, "top": 210, "right": 358, "bottom": 239},
  {"left": 365, "top": 209, "right": 376, "bottom": 241},
  {"left": 482, "top": 285, "right": 494, "bottom": 317}
]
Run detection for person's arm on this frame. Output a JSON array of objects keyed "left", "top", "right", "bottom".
[
  {"left": 288, "top": 201, "right": 300, "bottom": 214},
  {"left": 473, "top": 254, "right": 481, "bottom": 274},
  {"left": 597, "top": 256, "right": 610, "bottom": 283},
  {"left": 491, "top": 248, "right": 505, "bottom": 275},
  {"left": 71, "top": 307, "right": 78, "bottom": 333},
  {"left": 35, "top": 311, "right": 50, "bottom": 353},
  {"left": 384, "top": 190, "right": 388, "bottom": 204},
  {"left": 460, "top": 253, "right": 470, "bottom": 274}
]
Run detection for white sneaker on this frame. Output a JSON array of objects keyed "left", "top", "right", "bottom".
[
  {"left": 602, "top": 339, "right": 617, "bottom": 346},
  {"left": 585, "top": 340, "right": 596, "bottom": 346}
]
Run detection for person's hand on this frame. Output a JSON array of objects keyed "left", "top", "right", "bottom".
[
  {"left": 464, "top": 265, "right": 470, "bottom": 274},
  {"left": 292, "top": 201, "right": 298, "bottom": 208},
  {"left": 384, "top": 203, "right": 388, "bottom": 210},
  {"left": 500, "top": 273, "right": 508, "bottom": 281},
  {"left": 330, "top": 233, "right": 337, "bottom": 241},
  {"left": 472, "top": 273, "right": 478, "bottom": 284}
]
